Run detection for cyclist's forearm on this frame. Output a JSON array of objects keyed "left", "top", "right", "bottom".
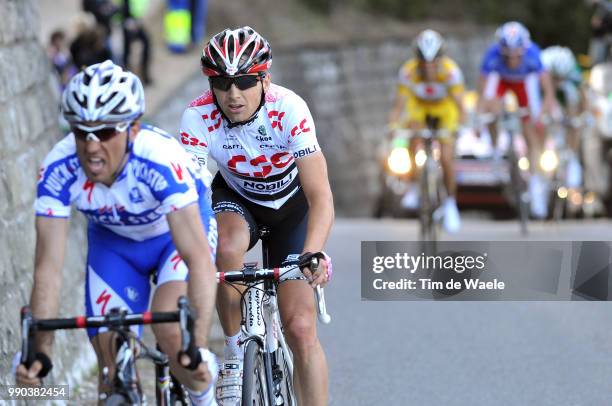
[
  {"left": 540, "top": 71, "right": 556, "bottom": 102},
  {"left": 30, "top": 264, "right": 63, "bottom": 354},
  {"left": 302, "top": 196, "right": 334, "bottom": 253},
  {"left": 30, "top": 217, "right": 68, "bottom": 354},
  {"left": 186, "top": 259, "right": 217, "bottom": 348}
]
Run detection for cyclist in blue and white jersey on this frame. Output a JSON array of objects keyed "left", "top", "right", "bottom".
[
  {"left": 479, "top": 21, "right": 558, "bottom": 218},
  {"left": 541, "top": 45, "right": 586, "bottom": 188},
  {"left": 180, "top": 27, "right": 334, "bottom": 406},
  {"left": 15, "top": 60, "right": 219, "bottom": 406}
]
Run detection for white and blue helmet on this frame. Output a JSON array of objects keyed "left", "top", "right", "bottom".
[
  {"left": 496, "top": 21, "right": 531, "bottom": 50},
  {"left": 62, "top": 60, "right": 145, "bottom": 128}
]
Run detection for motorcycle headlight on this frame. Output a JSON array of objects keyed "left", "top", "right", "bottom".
[
  {"left": 387, "top": 147, "right": 411, "bottom": 175},
  {"left": 539, "top": 150, "right": 559, "bottom": 172},
  {"left": 518, "top": 157, "right": 530, "bottom": 171},
  {"left": 415, "top": 149, "right": 427, "bottom": 167}
]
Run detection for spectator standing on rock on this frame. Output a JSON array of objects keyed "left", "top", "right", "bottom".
[{"left": 118, "top": 0, "right": 152, "bottom": 85}]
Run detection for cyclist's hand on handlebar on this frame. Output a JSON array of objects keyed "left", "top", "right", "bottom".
[
  {"left": 299, "top": 252, "right": 333, "bottom": 288},
  {"left": 179, "top": 347, "right": 218, "bottom": 386},
  {"left": 15, "top": 352, "right": 53, "bottom": 386}
]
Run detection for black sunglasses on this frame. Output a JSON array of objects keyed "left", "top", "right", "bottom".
[{"left": 209, "top": 74, "right": 264, "bottom": 91}]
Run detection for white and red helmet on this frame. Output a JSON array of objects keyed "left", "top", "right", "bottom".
[{"left": 201, "top": 26, "right": 272, "bottom": 77}]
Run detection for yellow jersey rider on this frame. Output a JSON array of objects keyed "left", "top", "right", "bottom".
[{"left": 388, "top": 29, "right": 465, "bottom": 233}]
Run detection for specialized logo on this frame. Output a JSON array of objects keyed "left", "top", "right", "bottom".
[
  {"left": 83, "top": 179, "right": 95, "bottom": 203},
  {"left": 170, "top": 253, "right": 182, "bottom": 271},
  {"left": 129, "top": 186, "right": 144, "bottom": 203},
  {"left": 96, "top": 289, "right": 112, "bottom": 315},
  {"left": 170, "top": 162, "right": 185, "bottom": 182}
]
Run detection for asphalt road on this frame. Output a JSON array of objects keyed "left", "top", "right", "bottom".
[{"left": 318, "top": 218, "right": 612, "bottom": 406}]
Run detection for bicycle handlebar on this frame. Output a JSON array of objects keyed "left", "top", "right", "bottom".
[
  {"left": 19, "top": 296, "right": 194, "bottom": 369},
  {"left": 390, "top": 127, "right": 452, "bottom": 140},
  {"left": 217, "top": 263, "right": 332, "bottom": 325}
]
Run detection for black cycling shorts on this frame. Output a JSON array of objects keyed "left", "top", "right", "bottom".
[{"left": 211, "top": 173, "right": 309, "bottom": 268}]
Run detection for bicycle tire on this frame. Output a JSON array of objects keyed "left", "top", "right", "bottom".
[
  {"left": 273, "top": 346, "right": 296, "bottom": 406},
  {"left": 419, "top": 158, "right": 439, "bottom": 254},
  {"left": 419, "top": 159, "right": 432, "bottom": 241},
  {"left": 426, "top": 158, "right": 440, "bottom": 242},
  {"left": 242, "top": 340, "right": 268, "bottom": 406},
  {"left": 507, "top": 142, "right": 529, "bottom": 235}
]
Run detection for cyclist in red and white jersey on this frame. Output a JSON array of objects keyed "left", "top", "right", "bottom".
[
  {"left": 179, "top": 26, "right": 334, "bottom": 406},
  {"left": 479, "top": 21, "right": 558, "bottom": 218}
]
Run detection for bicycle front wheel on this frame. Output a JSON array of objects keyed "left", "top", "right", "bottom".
[
  {"left": 242, "top": 340, "right": 269, "bottom": 406},
  {"left": 273, "top": 346, "right": 296, "bottom": 406}
]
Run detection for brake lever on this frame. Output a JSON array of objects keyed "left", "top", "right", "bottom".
[
  {"left": 20, "top": 306, "right": 35, "bottom": 368},
  {"left": 178, "top": 296, "right": 193, "bottom": 353}
]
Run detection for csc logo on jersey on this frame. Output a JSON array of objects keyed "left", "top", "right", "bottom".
[{"left": 227, "top": 152, "right": 293, "bottom": 178}]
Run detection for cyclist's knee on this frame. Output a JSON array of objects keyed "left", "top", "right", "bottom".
[
  {"left": 284, "top": 313, "right": 317, "bottom": 354},
  {"left": 440, "top": 142, "right": 454, "bottom": 161},
  {"left": 216, "top": 236, "right": 247, "bottom": 265}
]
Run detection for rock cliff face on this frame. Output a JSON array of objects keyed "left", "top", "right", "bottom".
[{"left": 0, "top": 0, "right": 95, "bottom": 388}]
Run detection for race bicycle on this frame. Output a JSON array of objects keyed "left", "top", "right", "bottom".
[
  {"left": 392, "top": 115, "right": 449, "bottom": 251},
  {"left": 20, "top": 296, "right": 199, "bottom": 405},
  {"left": 481, "top": 93, "right": 531, "bottom": 235},
  {"left": 542, "top": 113, "right": 584, "bottom": 220},
  {"left": 217, "top": 228, "right": 331, "bottom": 406}
]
